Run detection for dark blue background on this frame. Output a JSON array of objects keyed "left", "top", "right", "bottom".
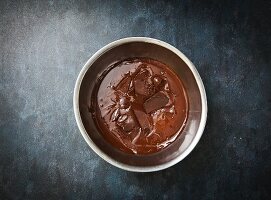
[{"left": 1, "top": 0, "right": 270, "bottom": 199}]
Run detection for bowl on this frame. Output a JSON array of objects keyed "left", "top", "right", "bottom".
[{"left": 73, "top": 37, "right": 207, "bottom": 172}]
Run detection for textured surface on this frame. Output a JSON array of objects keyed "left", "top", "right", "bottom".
[{"left": 0, "top": 0, "right": 271, "bottom": 199}]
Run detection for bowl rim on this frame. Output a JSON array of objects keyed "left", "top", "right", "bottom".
[{"left": 73, "top": 37, "right": 207, "bottom": 172}]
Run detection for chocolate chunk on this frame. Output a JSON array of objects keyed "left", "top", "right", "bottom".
[
  {"left": 153, "top": 75, "right": 163, "bottom": 87},
  {"left": 133, "top": 108, "right": 151, "bottom": 133},
  {"left": 143, "top": 91, "right": 169, "bottom": 113},
  {"left": 116, "top": 112, "right": 136, "bottom": 132},
  {"left": 119, "top": 97, "right": 130, "bottom": 109},
  {"left": 134, "top": 70, "right": 155, "bottom": 97},
  {"left": 117, "top": 114, "right": 128, "bottom": 123},
  {"left": 115, "top": 76, "right": 131, "bottom": 93},
  {"left": 111, "top": 108, "right": 119, "bottom": 121},
  {"left": 159, "top": 79, "right": 169, "bottom": 91},
  {"left": 153, "top": 75, "right": 168, "bottom": 91}
]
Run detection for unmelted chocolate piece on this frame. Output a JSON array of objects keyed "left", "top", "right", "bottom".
[
  {"left": 116, "top": 112, "right": 136, "bottom": 132},
  {"left": 133, "top": 108, "right": 151, "bottom": 133},
  {"left": 159, "top": 79, "right": 169, "bottom": 91},
  {"left": 111, "top": 108, "right": 119, "bottom": 121},
  {"left": 117, "top": 114, "right": 128, "bottom": 122},
  {"left": 134, "top": 69, "right": 155, "bottom": 97},
  {"left": 152, "top": 75, "right": 168, "bottom": 91},
  {"left": 115, "top": 76, "right": 131, "bottom": 93},
  {"left": 153, "top": 75, "right": 163, "bottom": 87},
  {"left": 143, "top": 91, "right": 169, "bottom": 113},
  {"left": 119, "top": 96, "right": 130, "bottom": 109}
]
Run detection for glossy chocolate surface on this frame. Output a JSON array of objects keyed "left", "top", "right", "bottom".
[{"left": 91, "top": 58, "right": 188, "bottom": 154}]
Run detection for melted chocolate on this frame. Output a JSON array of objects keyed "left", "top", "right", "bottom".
[{"left": 91, "top": 58, "right": 189, "bottom": 154}]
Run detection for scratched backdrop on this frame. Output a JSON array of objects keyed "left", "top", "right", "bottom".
[{"left": 0, "top": 0, "right": 271, "bottom": 199}]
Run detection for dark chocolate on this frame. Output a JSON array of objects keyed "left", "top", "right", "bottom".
[
  {"left": 116, "top": 112, "right": 136, "bottom": 132},
  {"left": 153, "top": 75, "right": 163, "bottom": 87},
  {"left": 119, "top": 96, "right": 130, "bottom": 109},
  {"left": 143, "top": 91, "right": 169, "bottom": 113},
  {"left": 134, "top": 69, "right": 155, "bottom": 97},
  {"left": 133, "top": 108, "right": 151, "bottom": 133},
  {"left": 93, "top": 58, "right": 188, "bottom": 154},
  {"left": 115, "top": 76, "right": 131, "bottom": 93}
]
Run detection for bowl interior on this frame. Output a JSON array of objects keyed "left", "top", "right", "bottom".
[{"left": 78, "top": 41, "right": 202, "bottom": 167}]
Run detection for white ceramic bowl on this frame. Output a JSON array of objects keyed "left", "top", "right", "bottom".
[{"left": 74, "top": 37, "right": 207, "bottom": 172}]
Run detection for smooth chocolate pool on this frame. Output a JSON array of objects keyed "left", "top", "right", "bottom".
[{"left": 91, "top": 58, "right": 189, "bottom": 154}]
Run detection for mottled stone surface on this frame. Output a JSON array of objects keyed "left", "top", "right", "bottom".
[{"left": 0, "top": 0, "right": 270, "bottom": 199}]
